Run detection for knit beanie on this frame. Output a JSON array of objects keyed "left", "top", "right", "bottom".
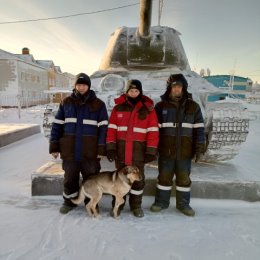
[
  {"left": 75, "top": 73, "right": 91, "bottom": 88},
  {"left": 125, "top": 79, "right": 143, "bottom": 95}
]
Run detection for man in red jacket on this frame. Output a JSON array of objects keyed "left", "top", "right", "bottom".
[{"left": 106, "top": 79, "right": 159, "bottom": 217}]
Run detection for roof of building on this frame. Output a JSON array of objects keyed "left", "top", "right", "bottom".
[
  {"left": 0, "top": 48, "right": 74, "bottom": 77},
  {"left": 0, "top": 49, "right": 47, "bottom": 70},
  {"left": 16, "top": 54, "right": 37, "bottom": 63},
  {"left": 36, "top": 60, "right": 55, "bottom": 69},
  {"left": 0, "top": 49, "right": 19, "bottom": 60},
  {"left": 54, "top": 66, "right": 62, "bottom": 73}
]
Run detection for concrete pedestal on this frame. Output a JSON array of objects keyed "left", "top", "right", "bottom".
[{"left": 32, "top": 159, "right": 260, "bottom": 202}]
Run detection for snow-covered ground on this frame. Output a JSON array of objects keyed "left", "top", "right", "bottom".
[{"left": 0, "top": 105, "right": 260, "bottom": 260}]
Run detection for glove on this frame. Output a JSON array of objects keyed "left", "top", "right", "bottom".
[
  {"left": 107, "top": 150, "right": 116, "bottom": 162},
  {"left": 51, "top": 152, "right": 59, "bottom": 159},
  {"left": 194, "top": 153, "right": 202, "bottom": 163},
  {"left": 144, "top": 154, "right": 157, "bottom": 163},
  {"left": 194, "top": 143, "right": 205, "bottom": 163}
]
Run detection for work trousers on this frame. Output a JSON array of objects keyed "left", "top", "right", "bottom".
[
  {"left": 157, "top": 157, "right": 192, "bottom": 188},
  {"left": 62, "top": 159, "right": 101, "bottom": 200}
]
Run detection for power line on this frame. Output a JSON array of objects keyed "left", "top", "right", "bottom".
[{"left": 0, "top": 2, "right": 139, "bottom": 25}]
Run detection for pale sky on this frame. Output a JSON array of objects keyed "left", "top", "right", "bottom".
[{"left": 0, "top": 0, "right": 260, "bottom": 82}]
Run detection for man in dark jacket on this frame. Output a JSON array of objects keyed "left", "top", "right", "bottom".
[
  {"left": 150, "top": 74, "right": 205, "bottom": 216},
  {"left": 49, "top": 73, "right": 108, "bottom": 214}
]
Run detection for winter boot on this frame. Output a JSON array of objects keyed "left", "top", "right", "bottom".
[
  {"left": 128, "top": 193, "right": 144, "bottom": 217},
  {"left": 132, "top": 208, "right": 144, "bottom": 218},
  {"left": 59, "top": 199, "right": 77, "bottom": 214},
  {"left": 150, "top": 187, "right": 172, "bottom": 212},
  {"left": 129, "top": 193, "right": 143, "bottom": 209},
  {"left": 176, "top": 190, "right": 195, "bottom": 217}
]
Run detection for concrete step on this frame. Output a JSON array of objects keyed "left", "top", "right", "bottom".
[
  {"left": 0, "top": 123, "right": 41, "bottom": 147},
  {"left": 31, "top": 159, "right": 260, "bottom": 202}
]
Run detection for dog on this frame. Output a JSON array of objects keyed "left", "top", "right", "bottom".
[{"left": 71, "top": 166, "right": 142, "bottom": 218}]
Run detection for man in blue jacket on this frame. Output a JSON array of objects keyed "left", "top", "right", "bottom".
[
  {"left": 150, "top": 74, "right": 205, "bottom": 216},
  {"left": 49, "top": 73, "right": 108, "bottom": 214}
]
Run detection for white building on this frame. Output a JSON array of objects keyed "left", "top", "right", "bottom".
[{"left": 0, "top": 48, "right": 75, "bottom": 107}]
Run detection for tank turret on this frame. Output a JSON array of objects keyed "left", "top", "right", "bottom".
[{"left": 99, "top": 0, "right": 190, "bottom": 71}]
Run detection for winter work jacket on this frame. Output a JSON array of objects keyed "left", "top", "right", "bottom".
[
  {"left": 49, "top": 90, "right": 108, "bottom": 161},
  {"left": 155, "top": 93, "right": 205, "bottom": 160},
  {"left": 106, "top": 94, "right": 159, "bottom": 165}
]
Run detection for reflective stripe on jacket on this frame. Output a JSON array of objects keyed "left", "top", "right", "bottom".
[{"left": 156, "top": 94, "right": 205, "bottom": 159}]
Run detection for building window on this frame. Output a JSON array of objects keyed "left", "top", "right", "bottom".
[{"left": 32, "top": 75, "right": 36, "bottom": 82}]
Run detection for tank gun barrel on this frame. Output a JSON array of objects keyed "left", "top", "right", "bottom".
[{"left": 138, "top": 0, "right": 152, "bottom": 37}]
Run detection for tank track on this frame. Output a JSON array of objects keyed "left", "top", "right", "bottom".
[{"left": 203, "top": 102, "right": 249, "bottom": 162}]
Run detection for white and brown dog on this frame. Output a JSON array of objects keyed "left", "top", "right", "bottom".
[{"left": 71, "top": 166, "right": 142, "bottom": 218}]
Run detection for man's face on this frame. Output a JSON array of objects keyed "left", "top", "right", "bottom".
[
  {"left": 170, "top": 84, "right": 183, "bottom": 97},
  {"left": 127, "top": 88, "right": 140, "bottom": 98},
  {"left": 75, "top": 84, "right": 89, "bottom": 95}
]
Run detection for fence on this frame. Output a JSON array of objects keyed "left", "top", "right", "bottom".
[{"left": 0, "top": 93, "right": 49, "bottom": 108}]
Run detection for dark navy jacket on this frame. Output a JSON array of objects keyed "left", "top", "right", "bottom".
[
  {"left": 155, "top": 93, "right": 205, "bottom": 160},
  {"left": 49, "top": 90, "right": 108, "bottom": 161}
]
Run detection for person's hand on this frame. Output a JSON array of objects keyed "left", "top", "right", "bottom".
[
  {"left": 194, "top": 143, "right": 205, "bottom": 163},
  {"left": 194, "top": 153, "right": 202, "bottom": 163},
  {"left": 51, "top": 152, "right": 59, "bottom": 159},
  {"left": 107, "top": 150, "right": 116, "bottom": 162},
  {"left": 144, "top": 154, "right": 156, "bottom": 163}
]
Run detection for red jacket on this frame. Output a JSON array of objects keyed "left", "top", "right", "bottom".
[{"left": 106, "top": 94, "right": 159, "bottom": 165}]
